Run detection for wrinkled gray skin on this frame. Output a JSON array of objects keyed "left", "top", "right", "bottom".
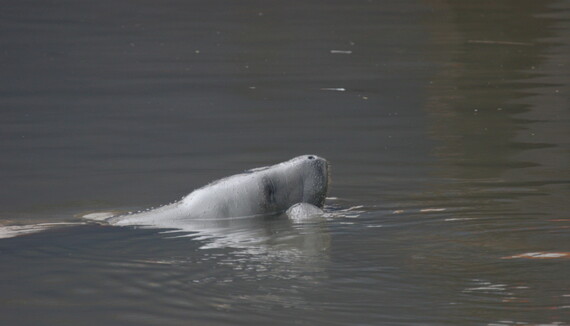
[{"left": 107, "top": 155, "right": 329, "bottom": 228}]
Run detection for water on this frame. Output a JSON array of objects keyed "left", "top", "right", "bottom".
[{"left": 1, "top": 0, "right": 569, "bottom": 325}]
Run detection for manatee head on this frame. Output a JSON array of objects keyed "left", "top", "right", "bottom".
[
  {"left": 259, "top": 155, "right": 330, "bottom": 213},
  {"left": 297, "top": 154, "right": 329, "bottom": 207}
]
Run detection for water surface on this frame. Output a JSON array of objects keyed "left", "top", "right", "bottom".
[{"left": 1, "top": 0, "right": 569, "bottom": 325}]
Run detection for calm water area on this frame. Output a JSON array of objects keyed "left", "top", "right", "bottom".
[{"left": 1, "top": 0, "right": 569, "bottom": 325}]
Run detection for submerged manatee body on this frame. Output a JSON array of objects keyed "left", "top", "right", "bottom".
[{"left": 105, "top": 155, "right": 329, "bottom": 229}]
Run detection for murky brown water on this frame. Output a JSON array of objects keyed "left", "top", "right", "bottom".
[{"left": 1, "top": 1, "right": 569, "bottom": 325}]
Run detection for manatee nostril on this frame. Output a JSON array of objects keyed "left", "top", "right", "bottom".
[{"left": 308, "top": 156, "right": 315, "bottom": 160}]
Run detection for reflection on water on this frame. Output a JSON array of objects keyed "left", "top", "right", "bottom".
[
  {"left": 1, "top": 0, "right": 569, "bottom": 325},
  {"left": 423, "top": 0, "right": 569, "bottom": 250},
  {"left": 153, "top": 211, "right": 332, "bottom": 260},
  {"left": 417, "top": 1, "right": 570, "bottom": 324}
]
